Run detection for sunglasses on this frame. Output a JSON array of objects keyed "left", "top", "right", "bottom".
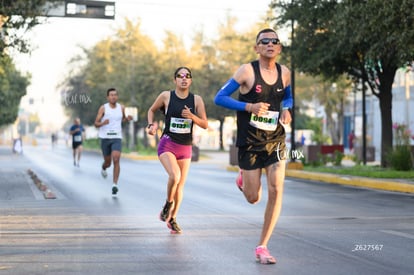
[
  {"left": 176, "top": 73, "right": 192, "bottom": 79},
  {"left": 257, "top": 38, "right": 281, "bottom": 45}
]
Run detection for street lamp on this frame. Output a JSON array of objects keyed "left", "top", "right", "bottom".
[{"left": 290, "top": 1, "right": 296, "bottom": 160}]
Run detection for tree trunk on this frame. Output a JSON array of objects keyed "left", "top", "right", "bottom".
[
  {"left": 326, "top": 113, "right": 339, "bottom": 144},
  {"left": 134, "top": 122, "right": 138, "bottom": 148},
  {"left": 378, "top": 67, "right": 397, "bottom": 167},
  {"left": 219, "top": 116, "right": 225, "bottom": 151},
  {"left": 338, "top": 97, "right": 344, "bottom": 146}
]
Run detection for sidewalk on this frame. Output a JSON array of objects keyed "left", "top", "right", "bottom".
[{"left": 0, "top": 146, "right": 56, "bottom": 200}]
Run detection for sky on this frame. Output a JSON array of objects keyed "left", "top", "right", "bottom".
[{"left": 13, "top": 0, "right": 275, "bottom": 131}]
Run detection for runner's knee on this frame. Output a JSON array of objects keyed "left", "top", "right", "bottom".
[
  {"left": 168, "top": 171, "right": 181, "bottom": 184},
  {"left": 245, "top": 192, "right": 260, "bottom": 204}
]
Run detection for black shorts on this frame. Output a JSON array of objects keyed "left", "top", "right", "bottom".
[
  {"left": 100, "top": 138, "right": 122, "bottom": 156},
  {"left": 72, "top": 142, "right": 82, "bottom": 149},
  {"left": 238, "top": 142, "right": 287, "bottom": 170}
]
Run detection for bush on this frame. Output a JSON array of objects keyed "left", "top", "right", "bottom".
[
  {"left": 388, "top": 123, "right": 414, "bottom": 171},
  {"left": 389, "top": 146, "right": 413, "bottom": 171},
  {"left": 308, "top": 153, "right": 327, "bottom": 167},
  {"left": 332, "top": 150, "right": 344, "bottom": 166},
  {"left": 83, "top": 138, "right": 100, "bottom": 150},
  {"left": 309, "top": 151, "right": 343, "bottom": 167},
  {"left": 351, "top": 154, "right": 362, "bottom": 165}
]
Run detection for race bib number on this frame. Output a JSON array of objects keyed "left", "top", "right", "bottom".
[
  {"left": 169, "top": 117, "right": 192, "bottom": 134},
  {"left": 74, "top": 135, "right": 82, "bottom": 142},
  {"left": 105, "top": 130, "right": 120, "bottom": 137},
  {"left": 249, "top": 111, "right": 279, "bottom": 131}
]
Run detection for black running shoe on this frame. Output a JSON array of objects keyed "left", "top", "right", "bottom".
[
  {"left": 159, "top": 201, "right": 173, "bottom": 222},
  {"left": 112, "top": 185, "right": 118, "bottom": 195},
  {"left": 167, "top": 218, "right": 182, "bottom": 234}
]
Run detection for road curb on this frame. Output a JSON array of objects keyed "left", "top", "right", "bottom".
[
  {"left": 122, "top": 154, "right": 158, "bottom": 161},
  {"left": 286, "top": 169, "right": 414, "bottom": 194},
  {"left": 27, "top": 169, "right": 57, "bottom": 199}
]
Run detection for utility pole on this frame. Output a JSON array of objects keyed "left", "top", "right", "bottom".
[
  {"left": 290, "top": 0, "right": 296, "bottom": 160},
  {"left": 361, "top": 79, "right": 367, "bottom": 165}
]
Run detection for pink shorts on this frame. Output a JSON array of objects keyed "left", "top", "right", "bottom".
[{"left": 157, "top": 135, "right": 192, "bottom": 160}]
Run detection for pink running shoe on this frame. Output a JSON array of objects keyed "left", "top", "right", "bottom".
[
  {"left": 235, "top": 170, "right": 243, "bottom": 191},
  {"left": 167, "top": 218, "right": 182, "bottom": 234},
  {"left": 255, "top": 246, "right": 276, "bottom": 264}
]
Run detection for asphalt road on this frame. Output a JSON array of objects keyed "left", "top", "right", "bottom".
[{"left": 0, "top": 143, "right": 413, "bottom": 275}]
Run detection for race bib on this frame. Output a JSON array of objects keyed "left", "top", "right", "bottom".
[
  {"left": 249, "top": 111, "right": 279, "bottom": 131},
  {"left": 74, "top": 135, "right": 82, "bottom": 142},
  {"left": 105, "top": 130, "right": 121, "bottom": 137},
  {"left": 169, "top": 117, "right": 192, "bottom": 134}
]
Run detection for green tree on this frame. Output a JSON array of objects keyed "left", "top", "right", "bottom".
[
  {"left": 0, "top": 0, "right": 61, "bottom": 53},
  {"left": 60, "top": 13, "right": 284, "bottom": 151},
  {"left": 61, "top": 41, "right": 114, "bottom": 126},
  {"left": 294, "top": 73, "right": 351, "bottom": 144},
  {"left": 294, "top": 112, "right": 313, "bottom": 130},
  {"left": 110, "top": 20, "right": 159, "bottom": 123},
  {"left": 0, "top": 55, "right": 29, "bottom": 126},
  {"left": 62, "top": 19, "right": 159, "bottom": 126},
  {"left": 272, "top": 0, "right": 414, "bottom": 167},
  {"left": 1, "top": 0, "right": 59, "bottom": 127},
  {"left": 198, "top": 16, "right": 260, "bottom": 150}
]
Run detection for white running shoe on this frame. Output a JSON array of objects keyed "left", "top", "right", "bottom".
[{"left": 101, "top": 169, "right": 107, "bottom": 178}]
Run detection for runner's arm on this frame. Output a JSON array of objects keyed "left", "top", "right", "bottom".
[{"left": 94, "top": 106, "right": 106, "bottom": 128}]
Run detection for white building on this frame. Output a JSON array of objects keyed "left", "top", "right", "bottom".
[{"left": 348, "top": 68, "right": 414, "bottom": 161}]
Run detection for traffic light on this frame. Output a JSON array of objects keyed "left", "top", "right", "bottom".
[
  {"left": 65, "top": 0, "right": 115, "bottom": 19},
  {"left": 43, "top": 0, "right": 115, "bottom": 19}
]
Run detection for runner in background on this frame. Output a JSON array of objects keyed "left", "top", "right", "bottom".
[
  {"left": 69, "top": 117, "right": 85, "bottom": 167},
  {"left": 94, "top": 88, "right": 132, "bottom": 195}
]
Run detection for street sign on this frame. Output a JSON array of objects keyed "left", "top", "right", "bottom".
[
  {"left": 43, "top": 0, "right": 115, "bottom": 19},
  {"left": 125, "top": 107, "right": 138, "bottom": 122}
]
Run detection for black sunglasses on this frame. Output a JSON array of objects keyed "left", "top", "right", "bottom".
[
  {"left": 257, "top": 38, "right": 281, "bottom": 45},
  {"left": 176, "top": 73, "right": 192, "bottom": 79}
]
